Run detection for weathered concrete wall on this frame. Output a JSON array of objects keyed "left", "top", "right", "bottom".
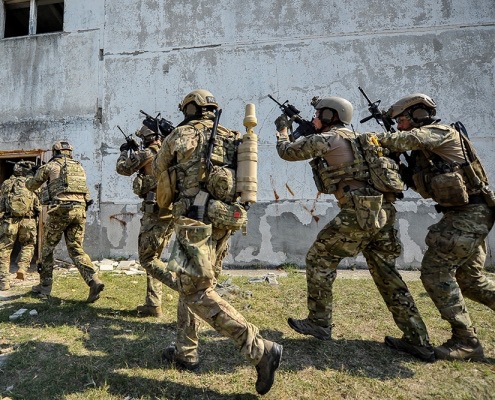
[{"left": 1, "top": 0, "right": 494, "bottom": 268}]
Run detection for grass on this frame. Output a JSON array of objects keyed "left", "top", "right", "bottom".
[{"left": 1, "top": 270, "right": 495, "bottom": 400}]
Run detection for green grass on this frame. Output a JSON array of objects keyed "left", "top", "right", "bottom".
[{"left": 1, "top": 271, "right": 495, "bottom": 399}]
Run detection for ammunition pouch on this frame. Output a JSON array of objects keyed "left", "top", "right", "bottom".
[
  {"left": 40, "top": 185, "right": 51, "bottom": 205},
  {"left": 411, "top": 170, "right": 434, "bottom": 199},
  {"left": 206, "top": 199, "right": 247, "bottom": 232},
  {"left": 351, "top": 188, "right": 387, "bottom": 231},
  {"left": 430, "top": 171, "right": 469, "bottom": 207},
  {"left": 309, "top": 158, "right": 327, "bottom": 193}
]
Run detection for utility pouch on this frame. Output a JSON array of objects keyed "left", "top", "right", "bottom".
[
  {"left": 40, "top": 185, "right": 51, "bottom": 205},
  {"left": 351, "top": 188, "right": 386, "bottom": 231},
  {"left": 156, "top": 169, "right": 176, "bottom": 209},
  {"left": 206, "top": 199, "right": 247, "bottom": 232},
  {"left": 167, "top": 216, "right": 214, "bottom": 279},
  {"left": 206, "top": 166, "right": 236, "bottom": 203},
  {"left": 430, "top": 171, "right": 469, "bottom": 207}
]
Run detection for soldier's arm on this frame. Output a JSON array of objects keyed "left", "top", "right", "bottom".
[
  {"left": 152, "top": 133, "right": 176, "bottom": 177},
  {"left": 116, "top": 149, "right": 153, "bottom": 176},
  {"left": 376, "top": 126, "right": 452, "bottom": 153},
  {"left": 25, "top": 165, "right": 50, "bottom": 192},
  {"left": 276, "top": 131, "right": 331, "bottom": 161}
]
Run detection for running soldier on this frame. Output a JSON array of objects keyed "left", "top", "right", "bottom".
[
  {"left": 0, "top": 161, "right": 41, "bottom": 290},
  {"left": 25, "top": 141, "right": 104, "bottom": 302},
  {"left": 153, "top": 89, "right": 282, "bottom": 395},
  {"left": 116, "top": 125, "right": 174, "bottom": 317}
]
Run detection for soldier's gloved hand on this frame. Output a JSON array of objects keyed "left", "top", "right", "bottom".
[
  {"left": 120, "top": 142, "right": 130, "bottom": 152},
  {"left": 274, "top": 114, "right": 291, "bottom": 131}
]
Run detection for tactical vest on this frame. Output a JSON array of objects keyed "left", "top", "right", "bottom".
[
  {"left": 5, "top": 176, "right": 35, "bottom": 217},
  {"left": 47, "top": 156, "right": 90, "bottom": 200},
  {"left": 409, "top": 124, "right": 488, "bottom": 206},
  {"left": 310, "top": 128, "right": 369, "bottom": 194}
]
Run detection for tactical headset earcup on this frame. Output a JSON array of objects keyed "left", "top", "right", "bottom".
[
  {"left": 320, "top": 108, "right": 334, "bottom": 123},
  {"left": 411, "top": 108, "right": 430, "bottom": 121},
  {"left": 184, "top": 103, "right": 197, "bottom": 116}
]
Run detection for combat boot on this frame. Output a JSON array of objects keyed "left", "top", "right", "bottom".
[
  {"left": 136, "top": 304, "right": 163, "bottom": 317},
  {"left": 162, "top": 343, "right": 200, "bottom": 372},
  {"left": 287, "top": 317, "right": 332, "bottom": 340},
  {"left": 32, "top": 283, "right": 52, "bottom": 298},
  {"left": 434, "top": 333, "right": 484, "bottom": 361},
  {"left": 255, "top": 339, "right": 283, "bottom": 395},
  {"left": 385, "top": 336, "right": 435, "bottom": 362},
  {"left": 0, "top": 281, "right": 10, "bottom": 291},
  {"left": 87, "top": 278, "right": 105, "bottom": 303}
]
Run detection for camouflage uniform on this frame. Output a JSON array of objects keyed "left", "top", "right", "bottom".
[
  {"left": 153, "top": 111, "right": 273, "bottom": 368},
  {"left": 276, "top": 125, "right": 431, "bottom": 350},
  {"left": 25, "top": 145, "right": 104, "bottom": 301},
  {"left": 376, "top": 123, "right": 495, "bottom": 351},
  {"left": 0, "top": 170, "right": 41, "bottom": 289},
  {"left": 116, "top": 137, "right": 174, "bottom": 313}
]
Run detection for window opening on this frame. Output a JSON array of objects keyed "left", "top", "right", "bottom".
[{"left": 3, "top": 0, "right": 64, "bottom": 38}]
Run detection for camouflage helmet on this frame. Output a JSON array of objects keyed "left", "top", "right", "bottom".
[
  {"left": 178, "top": 89, "right": 218, "bottom": 112},
  {"left": 52, "top": 140, "right": 73, "bottom": 153},
  {"left": 386, "top": 93, "right": 437, "bottom": 119},
  {"left": 312, "top": 96, "right": 353, "bottom": 125},
  {"left": 13, "top": 160, "right": 35, "bottom": 176},
  {"left": 135, "top": 125, "right": 157, "bottom": 140}
]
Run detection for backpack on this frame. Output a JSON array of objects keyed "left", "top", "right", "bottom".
[
  {"left": 6, "top": 177, "right": 35, "bottom": 217},
  {"left": 357, "top": 134, "right": 405, "bottom": 194}
]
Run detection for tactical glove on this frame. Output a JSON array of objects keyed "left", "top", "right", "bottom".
[
  {"left": 274, "top": 114, "right": 290, "bottom": 131},
  {"left": 120, "top": 142, "right": 130, "bottom": 152}
]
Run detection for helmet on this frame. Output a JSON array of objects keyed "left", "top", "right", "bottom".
[
  {"left": 178, "top": 89, "right": 218, "bottom": 112},
  {"left": 13, "top": 160, "right": 35, "bottom": 176},
  {"left": 52, "top": 141, "right": 73, "bottom": 153},
  {"left": 312, "top": 96, "right": 353, "bottom": 125},
  {"left": 386, "top": 93, "right": 437, "bottom": 119},
  {"left": 135, "top": 125, "right": 157, "bottom": 140}
]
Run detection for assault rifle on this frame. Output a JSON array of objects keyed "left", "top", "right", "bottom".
[
  {"left": 117, "top": 125, "right": 139, "bottom": 152},
  {"left": 268, "top": 94, "right": 315, "bottom": 141},
  {"left": 188, "top": 108, "right": 222, "bottom": 222},
  {"left": 358, "top": 87, "right": 395, "bottom": 132},
  {"left": 140, "top": 110, "right": 175, "bottom": 138}
]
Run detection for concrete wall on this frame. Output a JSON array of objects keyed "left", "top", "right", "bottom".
[{"left": 1, "top": 0, "right": 494, "bottom": 268}]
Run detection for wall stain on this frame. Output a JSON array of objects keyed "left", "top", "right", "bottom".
[{"left": 110, "top": 212, "right": 135, "bottom": 227}]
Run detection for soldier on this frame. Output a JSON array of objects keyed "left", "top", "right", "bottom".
[
  {"left": 275, "top": 96, "right": 434, "bottom": 362},
  {"left": 116, "top": 125, "right": 174, "bottom": 317},
  {"left": 372, "top": 93, "right": 495, "bottom": 361},
  {"left": 0, "top": 161, "right": 41, "bottom": 290},
  {"left": 153, "top": 89, "right": 282, "bottom": 395},
  {"left": 25, "top": 141, "right": 104, "bottom": 302}
]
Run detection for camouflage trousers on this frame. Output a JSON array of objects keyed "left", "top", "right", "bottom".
[
  {"left": 305, "top": 201, "right": 430, "bottom": 346},
  {"left": 421, "top": 204, "right": 495, "bottom": 336},
  {"left": 0, "top": 217, "right": 37, "bottom": 282},
  {"left": 39, "top": 205, "right": 97, "bottom": 286},
  {"left": 138, "top": 210, "right": 174, "bottom": 307},
  {"left": 170, "top": 222, "right": 264, "bottom": 365}
]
